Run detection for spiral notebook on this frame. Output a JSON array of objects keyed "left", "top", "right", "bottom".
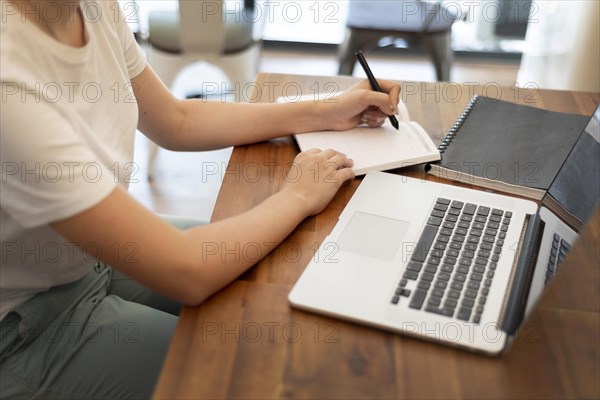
[
  {"left": 277, "top": 94, "right": 441, "bottom": 175},
  {"left": 426, "top": 96, "right": 592, "bottom": 200}
]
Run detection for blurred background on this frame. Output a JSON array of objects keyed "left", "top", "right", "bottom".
[{"left": 121, "top": 0, "right": 599, "bottom": 220}]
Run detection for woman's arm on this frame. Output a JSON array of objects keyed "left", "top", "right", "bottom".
[
  {"left": 51, "top": 149, "right": 354, "bottom": 305},
  {"left": 134, "top": 65, "right": 401, "bottom": 151}
]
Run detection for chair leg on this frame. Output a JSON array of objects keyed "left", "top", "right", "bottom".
[
  {"left": 214, "top": 43, "right": 262, "bottom": 97},
  {"left": 421, "top": 32, "right": 453, "bottom": 82},
  {"left": 337, "top": 28, "right": 381, "bottom": 75}
]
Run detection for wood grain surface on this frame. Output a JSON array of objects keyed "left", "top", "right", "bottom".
[{"left": 155, "top": 74, "right": 600, "bottom": 399}]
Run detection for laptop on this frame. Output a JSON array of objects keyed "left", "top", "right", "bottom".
[{"left": 289, "top": 106, "right": 600, "bottom": 355}]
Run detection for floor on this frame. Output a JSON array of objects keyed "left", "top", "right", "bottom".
[{"left": 129, "top": 48, "right": 520, "bottom": 222}]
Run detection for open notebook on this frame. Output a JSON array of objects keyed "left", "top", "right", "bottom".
[{"left": 278, "top": 95, "right": 440, "bottom": 175}]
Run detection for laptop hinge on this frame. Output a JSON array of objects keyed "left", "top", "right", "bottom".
[{"left": 500, "top": 212, "right": 544, "bottom": 334}]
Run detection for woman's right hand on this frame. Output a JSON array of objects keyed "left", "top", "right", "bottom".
[{"left": 280, "top": 149, "right": 355, "bottom": 217}]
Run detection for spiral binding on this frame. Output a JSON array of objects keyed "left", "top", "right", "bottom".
[{"left": 438, "top": 95, "right": 480, "bottom": 154}]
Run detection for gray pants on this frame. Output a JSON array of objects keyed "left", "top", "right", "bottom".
[{"left": 0, "top": 215, "right": 206, "bottom": 399}]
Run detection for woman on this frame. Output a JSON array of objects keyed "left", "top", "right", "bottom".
[{"left": 0, "top": 0, "right": 400, "bottom": 398}]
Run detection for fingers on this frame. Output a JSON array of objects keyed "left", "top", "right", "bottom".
[
  {"left": 356, "top": 78, "right": 401, "bottom": 116},
  {"left": 298, "top": 149, "right": 354, "bottom": 170},
  {"left": 360, "top": 109, "right": 387, "bottom": 127}
]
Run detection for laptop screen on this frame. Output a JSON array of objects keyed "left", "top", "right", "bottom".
[{"left": 544, "top": 106, "right": 600, "bottom": 230}]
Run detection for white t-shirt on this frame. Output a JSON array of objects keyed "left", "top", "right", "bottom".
[{"left": 0, "top": 0, "right": 147, "bottom": 320}]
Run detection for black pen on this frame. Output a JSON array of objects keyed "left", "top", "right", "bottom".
[{"left": 355, "top": 51, "right": 399, "bottom": 130}]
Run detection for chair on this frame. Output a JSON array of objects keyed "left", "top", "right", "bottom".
[
  {"left": 146, "top": 0, "right": 264, "bottom": 180},
  {"left": 338, "top": 0, "right": 459, "bottom": 81}
]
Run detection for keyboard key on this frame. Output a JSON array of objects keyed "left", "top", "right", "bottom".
[
  {"left": 475, "top": 215, "right": 487, "bottom": 223},
  {"left": 437, "top": 235, "right": 449, "bottom": 243},
  {"left": 455, "top": 228, "right": 468, "bottom": 236},
  {"left": 451, "top": 200, "right": 464, "bottom": 209},
  {"left": 391, "top": 296, "right": 400, "bottom": 304},
  {"left": 473, "top": 222, "right": 485, "bottom": 230},
  {"left": 417, "top": 280, "right": 431, "bottom": 290},
  {"left": 459, "top": 257, "right": 472, "bottom": 266},
  {"left": 473, "top": 315, "right": 481, "bottom": 324},
  {"left": 433, "top": 204, "right": 448, "bottom": 213},
  {"left": 491, "top": 209, "right": 503, "bottom": 216},
  {"left": 484, "top": 279, "right": 492, "bottom": 287},
  {"left": 425, "top": 306, "right": 454, "bottom": 317},
  {"left": 430, "top": 249, "right": 444, "bottom": 258},
  {"left": 448, "top": 208, "right": 460, "bottom": 216},
  {"left": 412, "top": 224, "right": 438, "bottom": 262},
  {"left": 434, "top": 280, "right": 448, "bottom": 289},
  {"left": 440, "top": 228, "right": 453, "bottom": 236},
  {"left": 479, "top": 296, "right": 487, "bottom": 305},
  {"left": 500, "top": 225, "right": 508, "bottom": 232},
  {"left": 438, "top": 272, "right": 451, "bottom": 282},
  {"left": 483, "top": 235, "right": 495, "bottom": 243},
  {"left": 475, "top": 257, "right": 488, "bottom": 265},
  {"left": 485, "top": 229, "right": 497, "bottom": 237},
  {"left": 462, "top": 298, "right": 475, "bottom": 308},
  {"left": 448, "top": 290, "right": 461, "bottom": 299},
  {"left": 430, "top": 209, "right": 445, "bottom": 218},
  {"left": 450, "top": 281, "right": 464, "bottom": 291},
  {"left": 403, "top": 270, "right": 419, "bottom": 280},
  {"left": 463, "top": 203, "right": 477, "bottom": 215},
  {"left": 409, "top": 289, "right": 428, "bottom": 309},
  {"left": 399, "top": 279, "right": 408, "bottom": 287},
  {"left": 503, "top": 218, "right": 511, "bottom": 225},
  {"left": 459, "top": 215, "right": 472, "bottom": 223},
  {"left": 427, "top": 216, "right": 443, "bottom": 226},
  {"left": 456, "top": 266, "right": 469, "bottom": 274},
  {"left": 440, "top": 264, "right": 454, "bottom": 273},
  {"left": 453, "top": 234, "right": 466, "bottom": 243},
  {"left": 489, "top": 215, "right": 502, "bottom": 223},
  {"left": 421, "top": 273, "right": 434, "bottom": 282},
  {"left": 449, "top": 242, "right": 462, "bottom": 250},
  {"left": 442, "top": 221, "right": 455, "bottom": 230},
  {"left": 433, "top": 241, "right": 447, "bottom": 250},
  {"left": 446, "top": 214, "right": 459, "bottom": 222},
  {"left": 444, "top": 299, "right": 458, "bottom": 308},
  {"left": 444, "top": 256, "right": 458, "bottom": 265},
  {"left": 471, "top": 273, "right": 483, "bottom": 282},
  {"left": 467, "top": 281, "right": 480, "bottom": 290},
  {"left": 477, "top": 206, "right": 490, "bottom": 216},
  {"left": 454, "top": 273, "right": 467, "bottom": 283},
  {"left": 437, "top": 198, "right": 451, "bottom": 205},
  {"left": 428, "top": 297, "right": 442, "bottom": 307},
  {"left": 457, "top": 307, "right": 472, "bottom": 321},
  {"left": 407, "top": 261, "right": 423, "bottom": 272},
  {"left": 467, "top": 236, "right": 480, "bottom": 244},
  {"left": 424, "top": 265, "right": 438, "bottom": 274},
  {"left": 470, "top": 229, "right": 483, "bottom": 237},
  {"left": 473, "top": 265, "right": 485, "bottom": 274},
  {"left": 505, "top": 211, "right": 512, "bottom": 218},
  {"left": 431, "top": 288, "right": 445, "bottom": 298}
]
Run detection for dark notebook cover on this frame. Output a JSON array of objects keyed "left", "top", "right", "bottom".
[{"left": 428, "top": 97, "right": 591, "bottom": 198}]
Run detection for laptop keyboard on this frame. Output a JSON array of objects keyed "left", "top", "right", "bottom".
[
  {"left": 391, "top": 197, "right": 512, "bottom": 324},
  {"left": 545, "top": 233, "right": 571, "bottom": 285}
]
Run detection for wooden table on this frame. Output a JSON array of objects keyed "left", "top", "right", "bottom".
[{"left": 155, "top": 74, "right": 600, "bottom": 399}]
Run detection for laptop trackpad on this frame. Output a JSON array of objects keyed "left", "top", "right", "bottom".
[{"left": 338, "top": 212, "right": 410, "bottom": 261}]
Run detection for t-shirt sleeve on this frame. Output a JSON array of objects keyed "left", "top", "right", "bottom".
[
  {"left": 110, "top": 0, "right": 147, "bottom": 79},
  {"left": 0, "top": 86, "right": 118, "bottom": 228}
]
